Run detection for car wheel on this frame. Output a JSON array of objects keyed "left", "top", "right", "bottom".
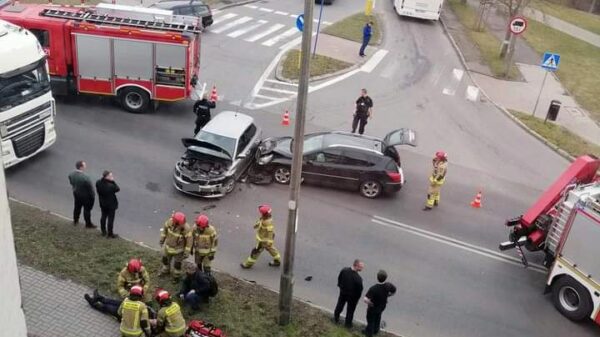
[
  {"left": 273, "top": 166, "right": 291, "bottom": 184},
  {"left": 119, "top": 87, "right": 150, "bottom": 113},
  {"left": 552, "top": 276, "right": 593, "bottom": 321},
  {"left": 223, "top": 178, "right": 236, "bottom": 194},
  {"left": 359, "top": 180, "right": 382, "bottom": 198}
]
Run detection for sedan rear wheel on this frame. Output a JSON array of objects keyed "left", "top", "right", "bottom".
[
  {"left": 360, "top": 180, "right": 382, "bottom": 198},
  {"left": 273, "top": 166, "right": 291, "bottom": 184}
]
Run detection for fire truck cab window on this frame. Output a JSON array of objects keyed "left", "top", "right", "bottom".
[{"left": 30, "top": 29, "right": 49, "bottom": 48}]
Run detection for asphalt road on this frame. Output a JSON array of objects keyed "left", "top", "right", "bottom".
[{"left": 6, "top": 0, "right": 600, "bottom": 336}]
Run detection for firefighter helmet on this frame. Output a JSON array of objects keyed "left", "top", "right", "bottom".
[
  {"left": 435, "top": 151, "right": 448, "bottom": 161},
  {"left": 195, "top": 215, "right": 209, "bottom": 229},
  {"left": 154, "top": 289, "right": 170, "bottom": 303},
  {"left": 130, "top": 285, "right": 144, "bottom": 297},
  {"left": 127, "top": 259, "right": 142, "bottom": 273},
  {"left": 258, "top": 204, "right": 272, "bottom": 216},
  {"left": 172, "top": 212, "right": 186, "bottom": 226}
]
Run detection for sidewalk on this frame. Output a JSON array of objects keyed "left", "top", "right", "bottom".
[
  {"left": 524, "top": 7, "right": 600, "bottom": 48},
  {"left": 19, "top": 265, "right": 119, "bottom": 337},
  {"left": 442, "top": 1, "right": 600, "bottom": 146}
]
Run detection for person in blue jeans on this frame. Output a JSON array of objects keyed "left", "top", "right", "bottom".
[
  {"left": 178, "top": 264, "right": 218, "bottom": 311},
  {"left": 359, "top": 21, "right": 373, "bottom": 57}
]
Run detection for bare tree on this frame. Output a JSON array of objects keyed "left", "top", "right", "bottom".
[{"left": 498, "top": 0, "right": 531, "bottom": 58}]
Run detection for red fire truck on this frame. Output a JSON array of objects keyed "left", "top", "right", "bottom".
[
  {"left": 0, "top": 2, "right": 203, "bottom": 113},
  {"left": 500, "top": 155, "right": 600, "bottom": 324}
]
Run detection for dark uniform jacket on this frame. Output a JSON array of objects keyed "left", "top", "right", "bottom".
[
  {"left": 68, "top": 170, "right": 95, "bottom": 201},
  {"left": 338, "top": 267, "right": 363, "bottom": 300},
  {"left": 179, "top": 271, "right": 218, "bottom": 299},
  {"left": 96, "top": 178, "right": 120, "bottom": 210},
  {"left": 355, "top": 96, "right": 373, "bottom": 117},
  {"left": 366, "top": 282, "right": 397, "bottom": 313},
  {"left": 193, "top": 99, "right": 216, "bottom": 124}
]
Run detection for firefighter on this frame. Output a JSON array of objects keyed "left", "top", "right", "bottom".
[
  {"left": 192, "top": 214, "right": 218, "bottom": 274},
  {"left": 117, "top": 258, "right": 151, "bottom": 302},
  {"left": 117, "top": 285, "right": 152, "bottom": 337},
  {"left": 424, "top": 151, "right": 448, "bottom": 211},
  {"left": 241, "top": 205, "right": 281, "bottom": 269},
  {"left": 159, "top": 212, "right": 193, "bottom": 281},
  {"left": 193, "top": 93, "right": 216, "bottom": 134},
  {"left": 151, "top": 289, "right": 186, "bottom": 337}
]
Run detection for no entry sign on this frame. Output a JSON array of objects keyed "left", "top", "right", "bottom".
[{"left": 509, "top": 16, "right": 528, "bottom": 35}]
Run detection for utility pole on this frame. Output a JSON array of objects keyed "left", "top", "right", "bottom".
[{"left": 278, "top": 0, "right": 314, "bottom": 326}]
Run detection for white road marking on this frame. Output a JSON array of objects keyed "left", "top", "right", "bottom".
[
  {"left": 275, "top": 11, "right": 289, "bottom": 15},
  {"left": 265, "top": 79, "right": 298, "bottom": 86},
  {"left": 244, "top": 4, "right": 258, "bottom": 9},
  {"left": 260, "top": 86, "right": 297, "bottom": 94},
  {"left": 360, "top": 49, "right": 389, "bottom": 73},
  {"left": 308, "top": 68, "right": 361, "bottom": 93},
  {"left": 254, "top": 93, "right": 282, "bottom": 101},
  {"left": 262, "top": 27, "right": 299, "bottom": 47},
  {"left": 245, "top": 23, "right": 285, "bottom": 42},
  {"left": 259, "top": 7, "right": 274, "bottom": 12},
  {"left": 279, "top": 35, "right": 304, "bottom": 50},
  {"left": 210, "top": 13, "right": 238, "bottom": 26},
  {"left": 227, "top": 19, "right": 268, "bottom": 38},
  {"left": 372, "top": 216, "right": 546, "bottom": 273},
  {"left": 442, "top": 68, "right": 465, "bottom": 96},
  {"left": 211, "top": 16, "right": 253, "bottom": 34}
]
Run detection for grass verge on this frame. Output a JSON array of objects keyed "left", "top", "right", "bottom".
[
  {"left": 522, "top": 20, "right": 600, "bottom": 122},
  {"left": 322, "top": 12, "right": 381, "bottom": 45},
  {"left": 530, "top": 0, "right": 600, "bottom": 36},
  {"left": 11, "top": 201, "right": 392, "bottom": 337},
  {"left": 509, "top": 109, "right": 600, "bottom": 158},
  {"left": 447, "top": 0, "right": 519, "bottom": 79},
  {"left": 281, "top": 50, "right": 352, "bottom": 80}
]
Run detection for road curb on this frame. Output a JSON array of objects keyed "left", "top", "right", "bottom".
[
  {"left": 439, "top": 14, "right": 575, "bottom": 163},
  {"left": 274, "top": 49, "right": 365, "bottom": 84}
]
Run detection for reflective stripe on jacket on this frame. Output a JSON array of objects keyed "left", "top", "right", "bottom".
[
  {"left": 157, "top": 302, "right": 186, "bottom": 337},
  {"left": 117, "top": 266, "right": 150, "bottom": 298},
  {"left": 161, "top": 219, "right": 193, "bottom": 255},
  {"left": 193, "top": 225, "right": 218, "bottom": 255},
  {"left": 118, "top": 298, "right": 149, "bottom": 337},
  {"left": 430, "top": 160, "right": 448, "bottom": 185},
  {"left": 254, "top": 217, "right": 275, "bottom": 245}
]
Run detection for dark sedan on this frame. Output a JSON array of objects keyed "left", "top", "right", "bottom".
[
  {"left": 150, "top": 0, "right": 213, "bottom": 28},
  {"left": 255, "top": 129, "right": 417, "bottom": 198}
]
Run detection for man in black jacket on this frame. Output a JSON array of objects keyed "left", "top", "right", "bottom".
[
  {"left": 334, "top": 259, "right": 364, "bottom": 328},
  {"left": 193, "top": 94, "right": 216, "bottom": 135},
  {"left": 363, "top": 270, "right": 396, "bottom": 337},
  {"left": 96, "top": 170, "right": 120, "bottom": 238},
  {"left": 178, "top": 264, "right": 218, "bottom": 311},
  {"left": 68, "top": 160, "right": 95, "bottom": 228}
]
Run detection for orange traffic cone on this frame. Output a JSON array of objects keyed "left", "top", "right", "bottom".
[
  {"left": 470, "top": 191, "right": 482, "bottom": 208},
  {"left": 281, "top": 110, "right": 290, "bottom": 126},
  {"left": 210, "top": 85, "right": 218, "bottom": 102}
]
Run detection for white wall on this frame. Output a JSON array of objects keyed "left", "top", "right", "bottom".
[{"left": 0, "top": 157, "right": 28, "bottom": 337}]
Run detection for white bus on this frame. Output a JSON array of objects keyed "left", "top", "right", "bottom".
[{"left": 394, "top": 0, "right": 444, "bottom": 20}]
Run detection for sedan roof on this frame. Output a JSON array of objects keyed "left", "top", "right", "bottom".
[
  {"left": 201, "top": 111, "right": 254, "bottom": 139},
  {"left": 321, "top": 132, "right": 383, "bottom": 153}
]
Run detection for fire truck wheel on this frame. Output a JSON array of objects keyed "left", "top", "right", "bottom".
[
  {"left": 119, "top": 87, "right": 150, "bottom": 113},
  {"left": 551, "top": 276, "right": 593, "bottom": 321}
]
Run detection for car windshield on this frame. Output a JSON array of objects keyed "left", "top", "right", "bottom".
[
  {"left": 302, "top": 135, "right": 324, "bottom": 154},
  {"left": 195, "top": 130, "right": 236, "bottom": 156},
  {"left": 0, "top": 58, "right": 51, "bottom": 112}
]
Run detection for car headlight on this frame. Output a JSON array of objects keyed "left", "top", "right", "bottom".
[{"left": 258, "top": 154, "right": 273, "bottom": 165}]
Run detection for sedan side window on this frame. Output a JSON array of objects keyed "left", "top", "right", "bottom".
[
  {"left": 236, "top": 124, "right": 257, "bottom": 156},
  {"left": 177, "top": 6, "right": 195, "bottom": 15},
  {"left": 340, "top": 150, "right": 375, "bottom": 167}
]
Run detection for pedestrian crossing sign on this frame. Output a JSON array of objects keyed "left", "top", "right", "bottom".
[{"left": 541, "top": 52, "right": 560, "bottom": 71}]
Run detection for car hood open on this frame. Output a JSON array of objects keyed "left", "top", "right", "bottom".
[{"left": 182, "top": 138, "right": 232, "bottom": 161}]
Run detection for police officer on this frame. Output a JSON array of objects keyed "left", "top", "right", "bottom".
[
  {"left": 117, "top": 259, "right": 151, "bottom": 302},
  {"left": 118, "top": 285, "right": 152, "bottom": 337},
  {"left": 424, "top": 151, "right": 448, "bottom": 211},
  {"left": 351, "top": 89, "right": 373, "bottom": 135},
  {"left": 151, "top": 289, "right": 186, "bottom": 337},
  {"left": 159, "top": 212, "right": 193, "bottom": 281},
  {"left": 241, "top": 205, "right": 281, "bottom": 269},
  {"left": 192, "top": 214, "right": 218, "bottom": 274},
  {"left": 193, "top": 93, "right": 216, "bottom": 134}
]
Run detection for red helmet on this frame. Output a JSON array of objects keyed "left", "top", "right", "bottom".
[
  {"left": 130, "top": 285, "right": 144, "bottom": 297},
  {"left": 172, "top": 212, "right": 186, "bottom": 226},
  {"left": 127, "top": 259, "right": 142, "bottom": 273},
  {"left": 435, "top": 151, "right": 447, "bottom": 160},
  {"left": 154, "top": 289, "right": 170, "bottom": 303},
  {"left": 258, "top": 204, "right": 272, "bottom": 216},
  {"left": 195, "top": 215, "right": 209, "bottom": 229}
]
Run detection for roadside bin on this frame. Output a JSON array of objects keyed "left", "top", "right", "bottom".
[{"left": 546, "top": 100, "right": 561, "bottom": 122}]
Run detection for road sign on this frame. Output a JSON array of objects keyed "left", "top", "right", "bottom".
[
  {"left": 509, "top": 16, "right": 527, "bottom": 35},
  {"left": 541, "top": 52, "right": 560, "bottom": 71},
  {"left": 296, "top": 14, "right": 304, "bottom": 32}
]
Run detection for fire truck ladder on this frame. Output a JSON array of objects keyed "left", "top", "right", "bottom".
[
  {"left": 40, "top": 8, "right": 202, "bottom": 34},
  {"left": 545, "top": 203, "right": 572, "bottom": 254}
]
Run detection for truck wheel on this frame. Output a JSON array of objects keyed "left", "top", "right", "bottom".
[
  {"left": 551, "top": 276, "right": 593, "bottom": 321},
  {"left": 119, "top": 87, "right": 150, "bottom": 113}
]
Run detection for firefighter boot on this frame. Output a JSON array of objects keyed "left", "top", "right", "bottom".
[
  {"left": 159, "top": 256, "right": 171, "bottom": 276},
  {"left": 268, "top": 260, "right": 281, "bottom": 267}
]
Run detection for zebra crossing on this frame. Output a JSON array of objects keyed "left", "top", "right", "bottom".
[{"left": 207, "top": 5, "right": 331, "bottom": 49}]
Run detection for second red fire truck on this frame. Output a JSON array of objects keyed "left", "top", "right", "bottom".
[{"left": 0, "top": 2, "right": 203, "bottom": 113}]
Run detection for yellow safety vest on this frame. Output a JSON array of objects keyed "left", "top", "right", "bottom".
[
  {"left": 430, "top": 160, "right": 448, "bottom": 185},
  {"left": 118, "top": 298, "right": 148, "bottom": 337},
  {"left": 161, "top": 219, "right": 192, "bottom": 255},
  {"left": 117, "top": 267, "right": 150, "bottom": 298},
  {"left": 158, "top": 302, "right": 186, "bottom": 337},
  {"left": 193, "top": 226, "right": 217, "bottom": 255},
  {"left": 255, "top": 218, "right": 275, "bottom": 244}
]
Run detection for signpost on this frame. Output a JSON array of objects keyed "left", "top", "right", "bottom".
[
  {"left": 509, "top": 16, "right": 527, "bottom": 35},
  {"left": 503, "top": 16, "right": 528, "bottom": 77},
  {"left": 296, "top": 14, "right": 304, "bottom": 68},
  {"left": 532, "top": 52, "right": 561, "bottom": 116},
  {"left": 312, "top": 0, "right": 325, "bottom": 57}
]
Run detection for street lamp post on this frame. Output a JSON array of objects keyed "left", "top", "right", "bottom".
[{"left": 278, "top": 0, "right": 314, "bottom": 326}]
